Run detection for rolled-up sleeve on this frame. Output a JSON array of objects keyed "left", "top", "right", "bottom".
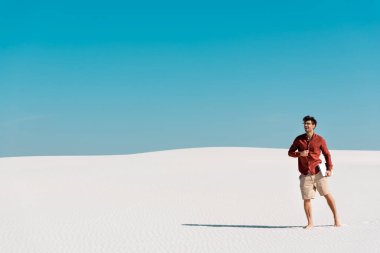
[
  {"left": 288, "top": 139, "right": 300, "bottom": 158},
  {"left": 320, "top": 137, "right": 333, "bottom": 170}
]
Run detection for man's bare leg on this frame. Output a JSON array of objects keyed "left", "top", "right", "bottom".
[
  {"left": 324, "top": 194, "right": 341, "bottom": 227},
  {"left": 304, "top": 199, "right": 313, "bottom": 229}
]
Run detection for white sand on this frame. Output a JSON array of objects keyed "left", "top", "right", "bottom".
[{"left": 1, "top": 147, "right": 380, "bottom": 252}]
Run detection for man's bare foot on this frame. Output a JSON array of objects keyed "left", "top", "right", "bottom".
[
  {"left": 304, "top": 224, "right": 313, "bottom": 229},
  {"left": 334, "top": 217, "right": 341, "bottom": 227}
]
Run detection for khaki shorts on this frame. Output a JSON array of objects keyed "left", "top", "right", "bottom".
[{"left": 299, "top": 172, "right": 329, "bottom": 200}]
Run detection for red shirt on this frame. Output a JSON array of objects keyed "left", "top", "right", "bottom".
[{"left": 288, "top": 133, "right": 333, "bottom": 175}]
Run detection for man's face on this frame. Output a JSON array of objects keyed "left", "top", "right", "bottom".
[{"left": 304, "top": 120, "right": 315, "bottom": 132}]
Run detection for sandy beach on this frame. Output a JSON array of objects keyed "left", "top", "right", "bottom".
[{"left": 1, "top": 147, "right": 379, "bottom": 252}]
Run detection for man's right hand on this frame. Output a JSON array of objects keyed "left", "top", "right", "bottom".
[{"left": 299, "top": 150, "right": 309, "bottom": 157}]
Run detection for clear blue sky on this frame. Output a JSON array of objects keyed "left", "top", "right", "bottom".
[{"left": 1, "top": 1, "right": 379, "bottom": 157}]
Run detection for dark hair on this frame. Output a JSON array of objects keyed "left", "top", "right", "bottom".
[{"left": 303, "top": 115, "right": 317, "bottom": 126}]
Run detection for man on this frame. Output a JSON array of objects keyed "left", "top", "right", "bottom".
[{"left": 288, "top": 115, "right": 341, "bottom": 229}]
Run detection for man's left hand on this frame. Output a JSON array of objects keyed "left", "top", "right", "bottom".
[{"left": 326, "top": 170, "right": 333, "bottom": 177}]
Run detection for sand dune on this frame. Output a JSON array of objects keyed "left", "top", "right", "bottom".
[{"left": 1, "top": 147, "right": 380, "bottom": 252}]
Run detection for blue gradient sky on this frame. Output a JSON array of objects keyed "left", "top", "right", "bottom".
[{"left": 1, "top": 1, "right": 380, "bottom": 156}]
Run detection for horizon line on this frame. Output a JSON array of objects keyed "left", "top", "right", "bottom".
[{"left": 1, "top": 145, "right": 380, "bottom": 159}]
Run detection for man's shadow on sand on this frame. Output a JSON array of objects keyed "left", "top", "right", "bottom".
[{"left": 182, "top": 224, "right": 333, "bottom": 229}]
